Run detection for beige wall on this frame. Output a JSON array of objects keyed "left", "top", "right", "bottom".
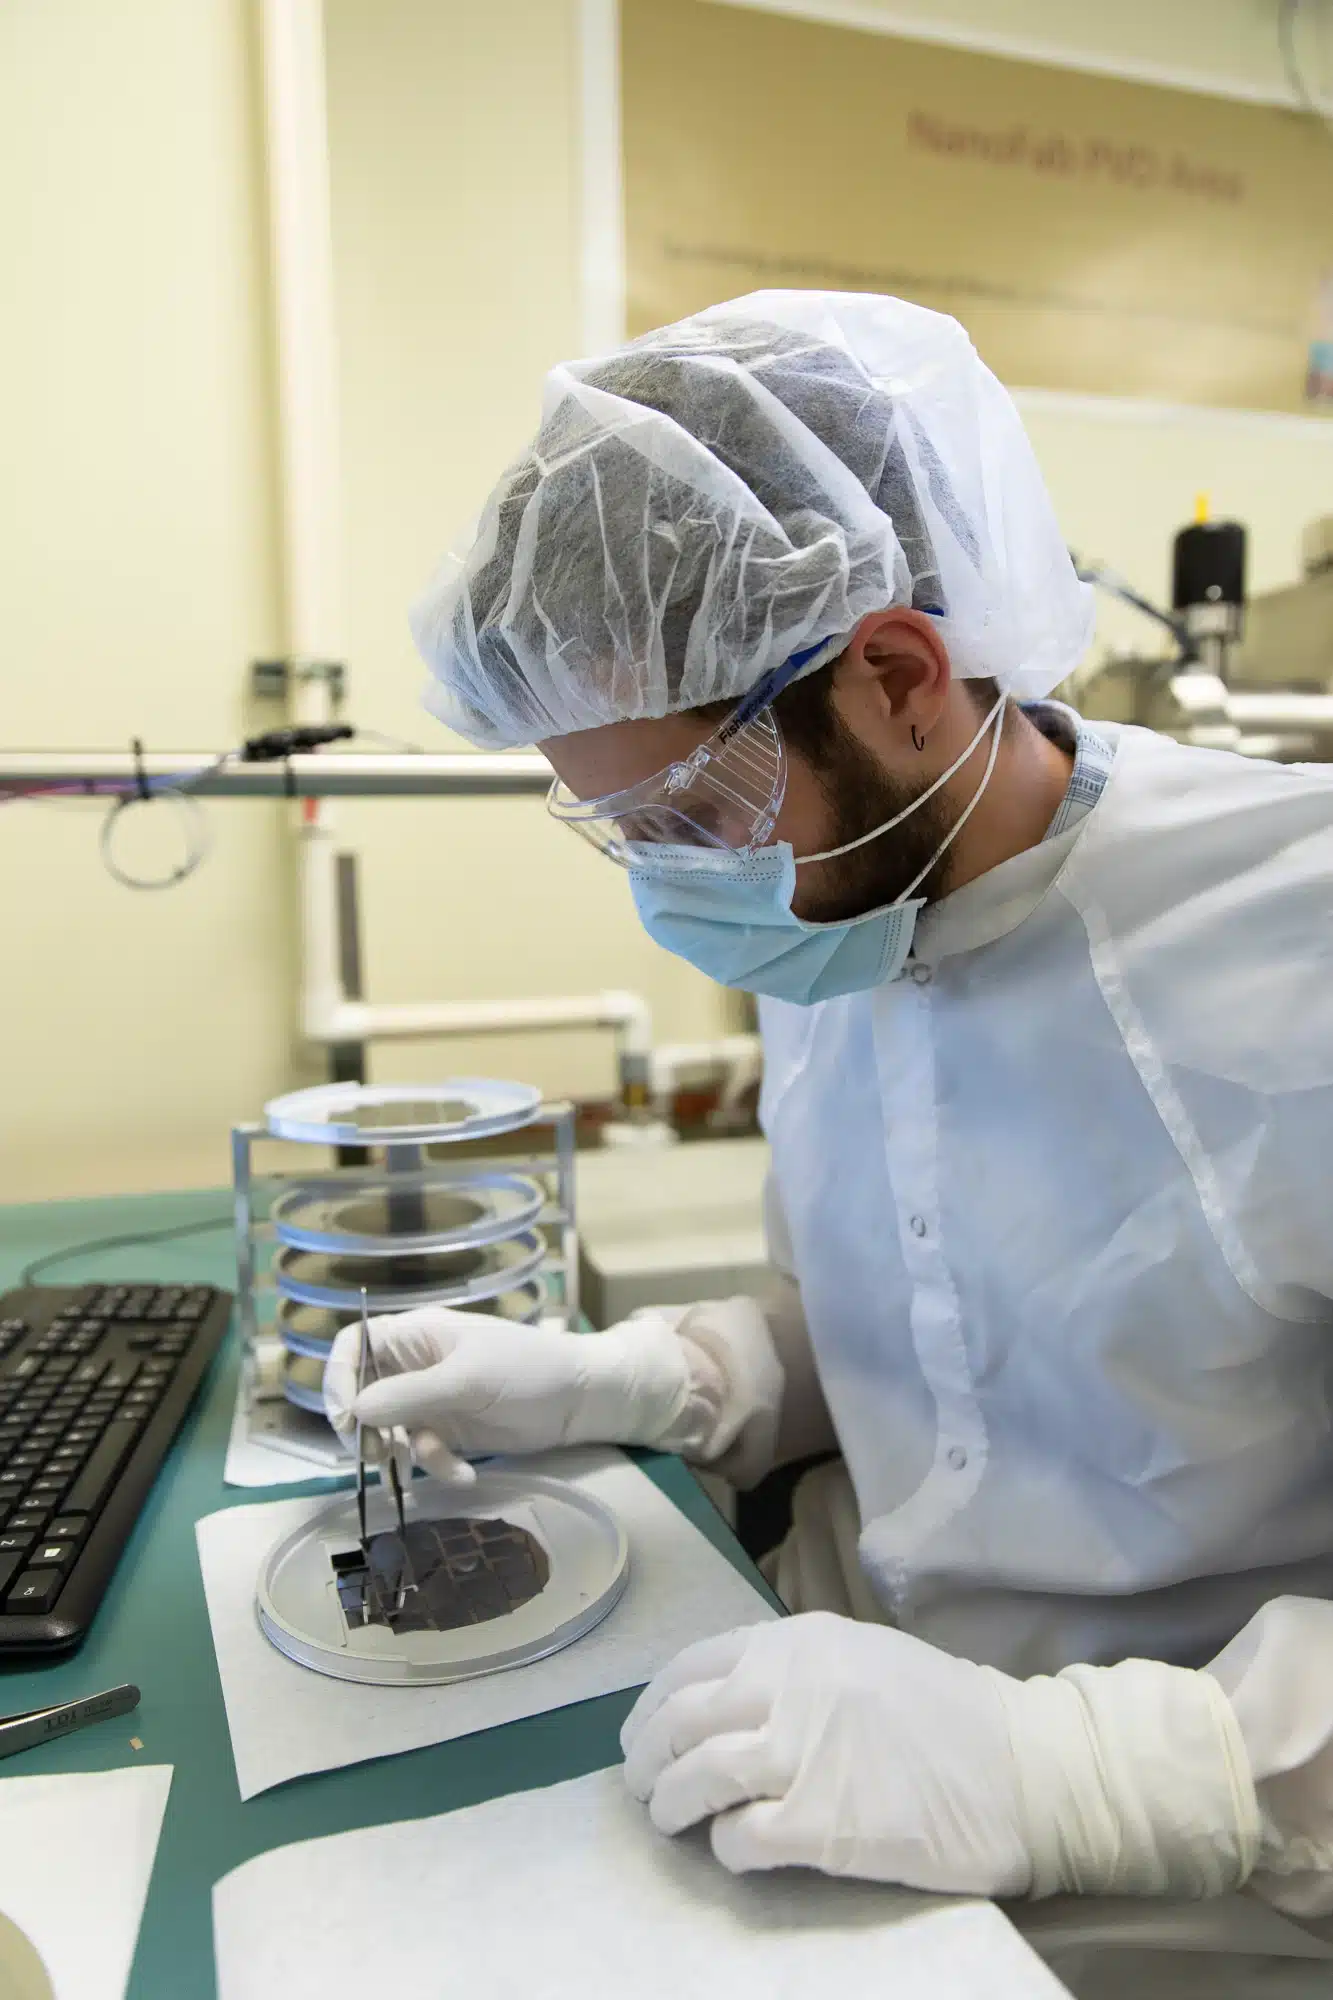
[
  {"left": 321, "top": 0, "right": 731, "bottom": 1106},
  {"left": 3, "top": 0, "right": 1330, "bottom": 1204},
  {"left": 0, "top": 0, "right": 292, "bottom": 1202}
]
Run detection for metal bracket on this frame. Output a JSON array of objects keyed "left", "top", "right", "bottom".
[{"left": 251, "top": 658, "right": 348, "bottom": 705}]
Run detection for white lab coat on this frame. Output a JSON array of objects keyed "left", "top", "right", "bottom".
[{"left": 682, "top": 722, "right": 1333, "bottom": 1993}]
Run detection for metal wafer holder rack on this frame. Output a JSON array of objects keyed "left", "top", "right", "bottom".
[{"left": 231, "top": 1078, "right": 579, "bottom": 1471}]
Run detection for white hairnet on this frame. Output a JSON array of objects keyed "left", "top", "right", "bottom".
[{"left": 412, "top": 291, "right": 1093, "bottom": 748}]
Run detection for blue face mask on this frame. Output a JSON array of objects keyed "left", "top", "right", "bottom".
[
  {"left": 628, "top": 694, "right": 1005, "bottom": 1005},
  {"left": 630, "top": 843, "right": 925, "bottom": 1003}
]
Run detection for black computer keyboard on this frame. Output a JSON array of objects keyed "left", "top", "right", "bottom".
[{"left": 0, "top": 1281, "right": 231, "bottom": 1654}]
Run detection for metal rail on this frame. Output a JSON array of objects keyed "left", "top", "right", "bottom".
[{"left": 0, "top": 751, "right": 553, "bottom": 799}]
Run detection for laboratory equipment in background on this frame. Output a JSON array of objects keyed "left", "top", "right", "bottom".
[
  {"left": 576, "top": 1138, "right": 770, "bottom": 1330},
  {"left": 1172, "top": 508, "right": 1247, "bottom": 681},
  {"left": 231, "top": 1078, "right": 579, "bottom": 1473},
  {"left": 1078, "top": 508, "right": 1333, "bottom": 760}
]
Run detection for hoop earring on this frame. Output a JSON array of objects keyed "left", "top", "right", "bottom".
[{"left": 910, "top": 724, "right": 926, "bottom": 753}]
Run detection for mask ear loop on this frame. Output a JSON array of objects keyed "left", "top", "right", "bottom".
[
  {"left": 891, "top": 690, "right": 1006, "bottom": 906},
  {"left": 795, "top": 690, "right": 1007, "bottom": 867}
]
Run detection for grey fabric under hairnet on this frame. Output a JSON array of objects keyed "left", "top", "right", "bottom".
[{"left": 412, "top": 291, "right": 1093, "bottom": 748}]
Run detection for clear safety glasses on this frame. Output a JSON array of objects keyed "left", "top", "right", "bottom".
[
  {"left": 547, "top": 707, "right": 785, "bottom": 865},
  {"left": 545, "top": 643, "right": 829, "bottom": 867}
]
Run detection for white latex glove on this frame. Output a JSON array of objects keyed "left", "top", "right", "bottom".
[
  {"left": 323, "top": 1305, "right": 693, "bottom": 1485},
  {"left": 622, "top": 1613, "right": 1262, "bottom": 1899}
]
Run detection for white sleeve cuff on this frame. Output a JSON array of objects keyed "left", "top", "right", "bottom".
[
  {"left": 623, "top": 1296, "right": 785, "bottom": 1487},
  {"left": 996, "top": 1657, "right": 1261, "bottom": 1901}
]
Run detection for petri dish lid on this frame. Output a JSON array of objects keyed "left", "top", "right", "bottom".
[
  {"left": 271, "top": 1170, "right": 545, "bottom": 1258},
  {"left": 262, "top": 1079, "right": 543, "bottom": 1147},
  {"left": 276, "top": 1281, "right": 545, "bottom": 1360},
  {"left": 256, "top": 1469, "right": 629, "bottom": 1685},
  {"left": 274, "top": 1231, "right": 546, "bottom": 1313}
]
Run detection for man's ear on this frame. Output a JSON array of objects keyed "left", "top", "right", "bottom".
[{"left": 831, "top": 608, "right": 952, "bottom": 739}]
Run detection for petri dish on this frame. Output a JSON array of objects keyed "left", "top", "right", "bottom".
[
  {"left": 262, "top": 1079, "right": 543, "bottom": 1147},
  {"left": 271, "top": 1171, "right": 545, "bottom": 1257},
  {"left": 281, "top": 1351, "right": 335, "bottom": 1415},
  {"left": 275, "top": 1281, "right": 545, "bottom": 1361},
  {"left": 256, "top": 1470, "right": 629, "bottom": 1685},
  {"left": 274, "top": 1231, "right": 546, "bottom": 1313}
]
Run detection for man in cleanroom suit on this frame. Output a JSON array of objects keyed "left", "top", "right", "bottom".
[{"left": 326, "top": 292, "right": 1333, "bottom": 1995}]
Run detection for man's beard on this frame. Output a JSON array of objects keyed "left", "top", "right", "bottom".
[{"left": 794, "top": 722, "right": 954, "bottom": 925}]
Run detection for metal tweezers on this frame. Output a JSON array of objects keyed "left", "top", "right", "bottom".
[
  {"left": 0, "top": 1682, "right": 140, "bottom": 1762},
  {"left": 355, "top": 1288, "right": 417, "bottom": 1621}
]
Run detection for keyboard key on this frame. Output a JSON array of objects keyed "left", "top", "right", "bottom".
[
  {"left": 101, "top": 1361, "right": 140, "bottom": 1394},
  {"left": 0, "top": 1553, "right": 26, "bottom": 1600},
  {"left": 64, "top": 1422, "right": 141, "bottom": 1515},
  {"left": 44, "top": 1517, "right": 86, "bottom": 1542},
  {"left": 0, "top": 1532, "right": 33, "bottom": 1558},
  {"left": 28, "top": 1480, "right": 68, "bottom": 1504},
  {"left": 6, "top": 1569, "right": 62, "bottom": 1613},
  {"left": 32, "top": 1542, "right": 74, "bottom": 1569},
  {"left": 7, "top": 1512, "right": 49, "bottom": 1537},
  {"left": 127, "top": 1332, "right": 160, "bottom": 1351},
  {"left": 72, "top": 1360, "right": 106, "bottom": 1386},
  {"left": 8, "top": 1357, "right": 40, "bottom": 1381}
]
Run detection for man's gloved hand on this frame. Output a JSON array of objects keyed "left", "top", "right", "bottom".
[
  {"left": 622, "top": 1613, "right": 1262, "bottom": 1900},
  {"left": 323, "top": 1306, "right": 693, "bottom": 1485}
]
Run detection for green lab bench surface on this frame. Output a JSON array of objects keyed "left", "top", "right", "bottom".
[{"left": 0, "top": 1190, "right": 776, "bottom": 2000}]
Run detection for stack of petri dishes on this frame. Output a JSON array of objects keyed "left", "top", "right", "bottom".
[{"left": 232, "top": 1079, "right": 578, "bottom": 1458}]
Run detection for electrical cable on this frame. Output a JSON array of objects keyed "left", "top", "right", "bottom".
[
  {"left": 18, "top": 1212, "right": 233, "bottom": 1288},
  {"left": 1071, "top": 557, "right": 1197, "bottom": 662},
  {"left": 92, "top": 746, "right": 239, "bottom": 891},
  {"left": 98, "top": 784, "right": 214, "bottom": 890},
  {"left": 1, "top": 722, "right": 405, "bottom": 891},
  {"left": 347, "top": 728, "right": 428, "bottom": 755}
]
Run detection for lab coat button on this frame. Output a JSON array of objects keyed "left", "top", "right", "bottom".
[
  {"left": 910, "top": 1214, "right": 928, "bottom": 1237},
  {"left": 910, "top": 962, "right": 933, "bottom": 985},
  {"left": 947, "top": 1445, "right": 968, "bottom": 1470}
]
